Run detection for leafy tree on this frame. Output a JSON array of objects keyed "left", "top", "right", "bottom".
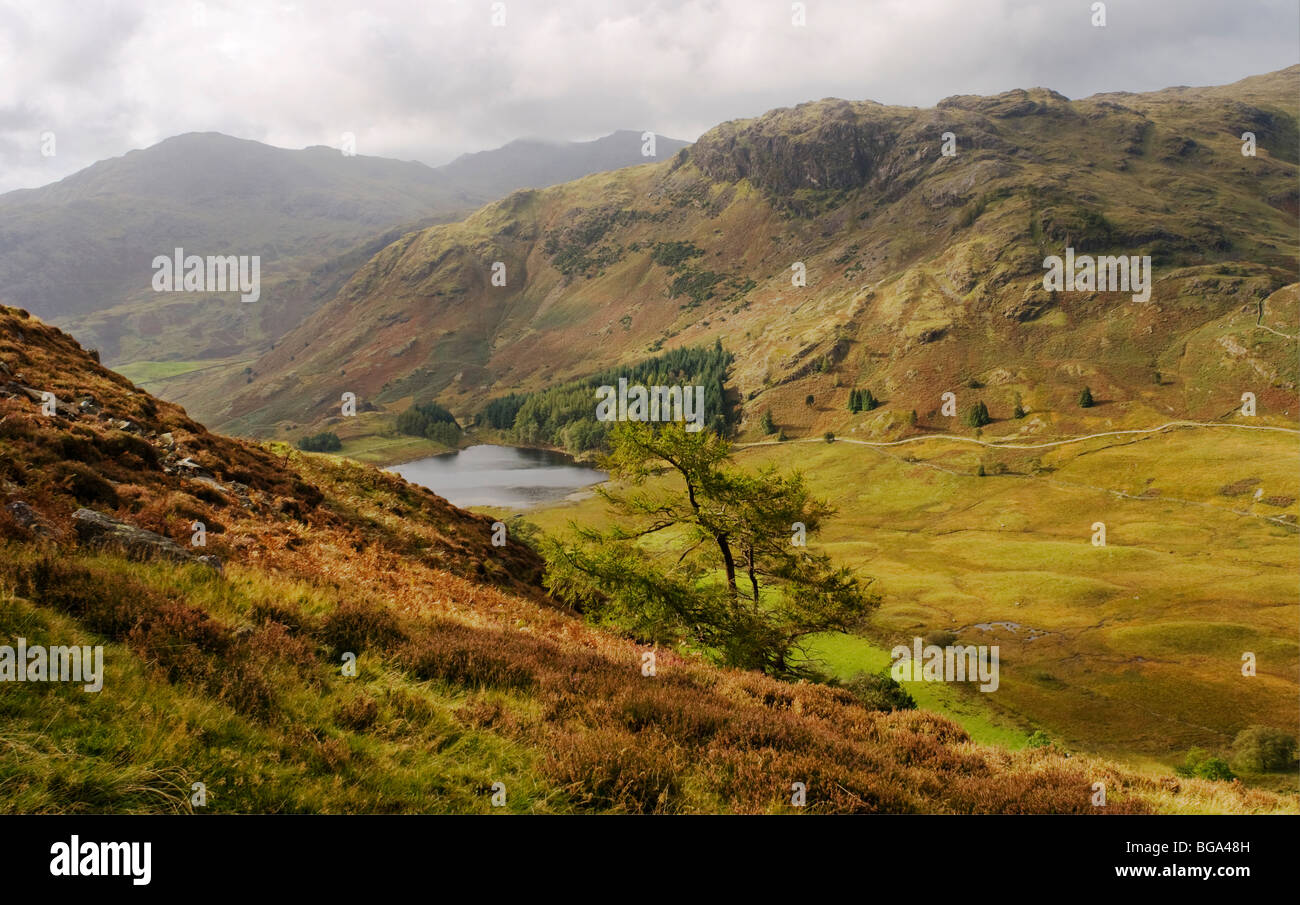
[
  {"left": 541, "top": 422, "right": 878, "bottom": 677},
  {"left": 297, "top": 431, "right": 342, "bottom": 452},
  {"left": 823, "top": 431, "right": 835, "bottom": 443},
  {"left": 476, "top": 342, "right": 734, "bottom": 453},
  {"left": 1230, "top": 726, "right": 1299, "bottom": 773},
  {"left": 397, "top": 401, "right": 460, "bottom": 440},
  {"left": 1079, "top": 386, "right": 1095, "bottom": 408},
  {"left": 964, "top": 401, "right": 991, "bottom": 428}
]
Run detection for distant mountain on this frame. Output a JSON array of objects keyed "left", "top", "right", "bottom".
[
  {"left": 437, "top": 130, "right": 689, "bottom": 199},
  {"left": 0, "top": 129, "right": 688, "bottom": 366},
  {"left": 202, "top": 67, "right": 1298, "bottom": 447}
]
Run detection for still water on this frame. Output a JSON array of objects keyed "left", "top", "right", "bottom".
[{"left": 388, "top": 444, "right": 606, "bottom": 510}]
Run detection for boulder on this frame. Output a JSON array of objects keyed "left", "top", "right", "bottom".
[{"left": 71, "top": 508, "right": 218, "bottom": 569}]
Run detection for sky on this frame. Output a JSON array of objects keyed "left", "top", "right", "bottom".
[{"left": 0, "top": 0, "right": 1296, "bottom": 194}]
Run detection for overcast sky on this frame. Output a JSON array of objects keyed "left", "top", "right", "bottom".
[{"left": 1, "top": 0, "right": 1296, "bottom": 194}]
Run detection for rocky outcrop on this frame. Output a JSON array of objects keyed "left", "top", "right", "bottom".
[{"left": 71, "top": 508, "right": 218, "bottom": 569}]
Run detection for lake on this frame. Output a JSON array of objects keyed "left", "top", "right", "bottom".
[{"left": 387, "top": 444, "right": 607, "bottom": 510}]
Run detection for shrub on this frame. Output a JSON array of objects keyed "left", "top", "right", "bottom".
[
  {"left": 1026, "top": 729, "right": 1053, "bottom": 749},
  {"left": 843, "top": 671, "right": 915, "bottom": 712},
  {"left": 1194, "top": 756, "right": 1235, "bottom": 782},
  {"left": 335, "top": 692, "right": 381, "bottom": 731},
  {"left": 51, "top": 461, "right": 119, "bottom": 506},
  {"left": 318, "top": 599, "right": 405, "bottom": 655},
  {"left": 1175, "top": 747, "right": 1236, "bottom": 781},
  {"left": 823, "top": 431, "right": 835, "bottom": 443}
]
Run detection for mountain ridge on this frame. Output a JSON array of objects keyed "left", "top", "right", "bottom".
[{"left": 197, "top": 67, "right": 1298, "bottom": 453}]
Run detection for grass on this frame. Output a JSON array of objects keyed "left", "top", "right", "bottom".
[
  {"left": 527, "top": 423, "right": 1298, "bottom": 785},
  {"left": 115, "top": 359, "right": 222, "bottom": 386},
  {"left": 2, "top": 305, "right": 1295, "bottom": 814}
]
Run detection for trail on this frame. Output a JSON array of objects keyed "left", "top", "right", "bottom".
[
  {"left": 738, "top": 418, "right": 1300, "bottom": 453},
  {"left": 1256, "top": 298, "right": 1299, "bottom": 340}
]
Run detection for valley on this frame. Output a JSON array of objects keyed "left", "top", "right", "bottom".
[{"left": 520, "top": 419, "right": 1299, "bottom": 785}]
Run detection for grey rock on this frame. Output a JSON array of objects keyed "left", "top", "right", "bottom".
[
  {"left": 7, "top": 501, "right": 54, "bottom": 537},
  {"left": 72, "top": 508, "right": 218, "bottom": 570}
]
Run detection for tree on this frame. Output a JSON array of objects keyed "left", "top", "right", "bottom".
[
  {"left": 861, "top": 388, "right": 879, "bottom": 411},
  {"left": 760, "top": 410, "right": 776, "bottom": 435},
  {"left": 1079, "top": 386, "right": 1094, "bottom": 408},
  {"left": 964, "top": 401, "right": 991, "bottom": 428},
  {"left": 297, "top": 431, "right": 342, "bottom": 452},
  {"left": 541, "top": 422, "right": 877, "bottom": 678},
  {"left": 907, "top": 409, "right": 918, "bottom": 427},
  {"left": 1230, "top": 726, "right": 1298, "bottom": 773},
  {"left": 847, "top": 389, "right": 860, "bottom": 413},
  {"left": 1012, "top": 392, "right": 1026, "bottom": 419},
  {"left": 805, "top": 394, "right": 815, "bottom": 408}
]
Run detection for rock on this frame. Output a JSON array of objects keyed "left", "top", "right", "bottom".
[
  {"left": 158, "top": 432, "right": 175, "bottom": 450},
  {"left": 71, "top": 508, "right": 218, "bottom": 569},
  {"left": 7, "top": 501, "right": 55, "bottom": 537},
  {"left": 197, "top": 554, "right": 224, "bottom": 573},
  {"left": 5, "top": 383, "right": 79, "bottom": 417}
]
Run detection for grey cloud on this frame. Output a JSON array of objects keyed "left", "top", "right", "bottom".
[{"left": 0, "top": 0, "right": 1295, "bottom": 192}]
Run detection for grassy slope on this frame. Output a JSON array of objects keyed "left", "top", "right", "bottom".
[
  {"left": 4, "top": 307, "right": 1291, "bottom": 813},
  {"left": 525, "top": 423, "right": 1299, "bottom": 786}
]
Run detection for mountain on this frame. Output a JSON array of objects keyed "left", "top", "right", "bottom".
[
  {"left": 0, "top": 129, "right": 688, "bottom": 369},
  {"left": 3, "top": 302, "right": 1285, "bottom": 813},
  {"left": 436, "top": 130, "right": 689, "bottom": 199},
  {"left": 201, "top": 67, "right": 1298, "bottom": 447}
]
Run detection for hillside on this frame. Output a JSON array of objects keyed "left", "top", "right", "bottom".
[
  {"left": 5, "top": 304, "right": 1289, "bottom": 814},
  {"left": 0, "top": 130, "right": 687, "bottom": 372},
  {"left": 201, "top": 67, "right": 1298, "bottom": 449}
]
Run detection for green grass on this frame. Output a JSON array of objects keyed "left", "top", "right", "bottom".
[
  {"left": 0, "top": 552, "right": 563, "bottom": 814},
  {"left": 795, "top": 632, "right": 1033, "bottom": 749},
  {"left": 526, "top": 424, "right": 1299, "bottom": 778}
]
